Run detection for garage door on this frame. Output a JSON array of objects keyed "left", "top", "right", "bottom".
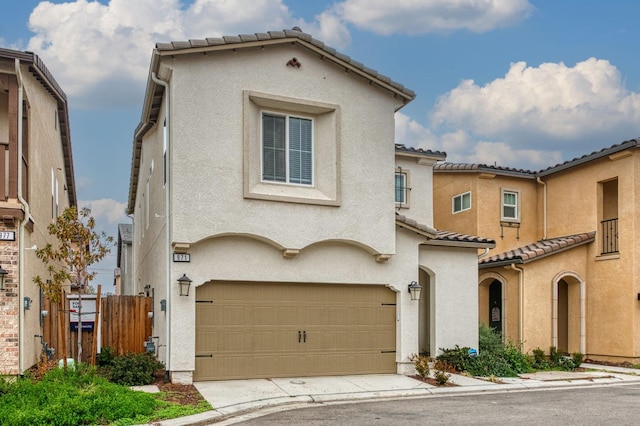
[{"left": 194, "top": 281, "right": 397, "bottom": 381}]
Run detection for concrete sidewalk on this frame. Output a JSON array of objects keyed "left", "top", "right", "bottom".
[{"left": 145, "top": 363, "right": 640, "bottom": 425}]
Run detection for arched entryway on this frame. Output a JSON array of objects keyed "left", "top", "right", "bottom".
[
  {"left": 553, "top": 272, "right": 586, "bottom": 354},
  {"left": 479, "top": 273, "right": 506, "bottom": 337}
]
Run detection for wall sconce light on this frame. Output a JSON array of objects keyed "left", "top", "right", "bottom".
[
  {"left": 24, "top": 297, "right": 32, "bottom": 310},
  {"left": 0, "top": 266, "right": 8, "bottom": 291},
  {"left": 408, "top": 281, "right": 422, "bottom": 301},
  {"left": 160, "top": 299, "right": 166, "bottom": 311},
  {"left": 177, "top": 274, "right": 192, "bottom": 297}
]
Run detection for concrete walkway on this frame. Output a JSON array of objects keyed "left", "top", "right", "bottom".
[{"left": 143, "top": 363, "right": 640, "bottom": 425}]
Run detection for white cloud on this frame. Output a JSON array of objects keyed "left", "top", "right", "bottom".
[
  {"left": 25, "top": 0, "right": 337, "bottom": 108},
  {"left": 335, "top": 0, "right": 534, "bottom": 35},
  {"left": 79, "top": 198, "right": 127, "bottom": 230},
  {"left": 431, "top": 58, "right": 640, "bottom": 146},
  {"left": 395, "top": 112, "right": 564, "bottom": 169}
]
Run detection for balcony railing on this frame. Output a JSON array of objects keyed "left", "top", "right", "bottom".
[{"left": 601, "top": 218, "right": 618, "bottom": 255}]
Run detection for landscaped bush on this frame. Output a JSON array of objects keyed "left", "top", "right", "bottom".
[
  {"left": 466, "top": 351, "right": 518, "bottom": 377},
  {"left": 532, "top": 347, "right": 550, "bottom": 369},
  {"left": 436, "top": 345, "right": 472, "bottom": 373},
  {"left": 478, "top": 323, "right": 503, "bottom": 354},
  {"left": 0, "top": 364, "right": 158, "bottom": 425},
  {"left": 101, "top": 352, "right": 164, "bottom": 386},
  {"left": 409, "top": 353, "right": 430, "bottom": 379}
]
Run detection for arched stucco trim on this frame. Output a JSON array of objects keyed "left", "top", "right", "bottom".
[
  {"left": 479, "top": 272, "right": 508, "bottom": 337},
  {"left": 551, "top": 271, "right": 586, "bottom": 354},
  {"left": 193, "top": 234, "right": 383, "bottom": 257}
]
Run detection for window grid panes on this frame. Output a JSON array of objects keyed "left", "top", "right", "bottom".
[
  {"left": 262, "top": 113, "right": 312, "bottom": 185},
  {"left": 453, "top": 192, "right": 471, "bottom": 213},
  {"left": 503, "top": 191, "right": 518, "bottom": 219},
  {"left": 395, "top": 173, "right": 407, "bottom": 204}
]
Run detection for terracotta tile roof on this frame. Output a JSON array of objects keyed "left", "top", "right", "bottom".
[
  {"left": 396, "top": 213, "right": 437, "bottom": 238},
  {"left": 395, "top": 144, "right": 446, "bottom": 160},
  {"left": 537, "top": 139, "right": 639, "bottom": 176},
  {"left": 433, "top": 162, "right": 535, "bottom": 178},
  {"left": 396, "top": 213, "right": 495, "bottom": 248},
  {"left": 434, "top": 230, "right": 496, "bottom": 246},
  {"left": 154, "top": 28, "right": 416, "bottom": 101},
  {"left": 479, "top": 231, "right": 596, "bottom": 267},
  {"left": 434, "top": 139, "right": 640, "bottom": 180}
]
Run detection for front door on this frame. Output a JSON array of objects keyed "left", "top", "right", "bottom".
[{"left": 489, "top": 280, "right": 502, "bottom": 334}]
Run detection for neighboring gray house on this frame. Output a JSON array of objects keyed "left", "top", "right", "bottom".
[
  {"left": 127, "top": 29, "right": 494, "bottom": 384},
  {"left": 115, "top": 223, "right": 133, "bottom": 295}
]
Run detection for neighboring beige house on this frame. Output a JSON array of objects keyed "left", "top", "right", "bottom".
[
  {"left": 115, "top": 223, "right": 133, "bottom": 295},
  {"left": 434, "top": 139, "right": 640, "bottom": 363},
  {"left": 0, "top": 48, "right": 76, "bottom": 374},
  {"left": 127, "top": 29, "right": 494, "bottom": 384}
]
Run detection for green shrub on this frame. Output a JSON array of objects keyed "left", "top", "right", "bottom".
[
  {"left": 531, "top": 347, "right": 549, "bottom": 369},
  {"left": 97, "top": 346, "right": 116, "bottom": 367},
  {"left": 503, "top": 341, "right": 532, "bottom": 373},
  {"left": 558, "top": 356, "right": 576, "bottom": 371},
  {"left": 434, "top": 370, "right": 450, "bottom": 385},
  {"left": 478, "top": 323, "right": 504, "bottom": 354},
  {"left": 549, "top": 346, "right": 562, "bottom": 365},
  {"left": 572, "top": 352, "right": 584, "bottom": 368},
  {"left": 466, "top": 352, "right": 518, "bottom": 377},
  {"left": 0, "top": 365, "right": 158, "bottom": 425},
  {"left": 103, "top": 352, "right": 164, "bottom": 386},
  {"left": 436, "top": 346, "right": 471, "bottom": 373},
  {"left": 409, "top": 353, "right": 430, "bottom": 379}
]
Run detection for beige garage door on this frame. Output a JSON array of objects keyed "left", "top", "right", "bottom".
[{"left": 194, "top": 281, "right": 397, "bottom": 381}]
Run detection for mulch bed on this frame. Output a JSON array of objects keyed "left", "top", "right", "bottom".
[{"left": 409, "top": 375, "right": 457, "bottom": 387}]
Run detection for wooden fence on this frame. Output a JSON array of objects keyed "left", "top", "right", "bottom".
[{"left": 42, "top": 294, "right": 152, "bottom": 364}]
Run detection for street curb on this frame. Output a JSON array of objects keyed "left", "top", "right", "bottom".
[{"left": 150, "top": 368, "right": 640, "bottom": 425}]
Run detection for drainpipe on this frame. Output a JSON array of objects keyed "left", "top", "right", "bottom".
[
  {"left": 536, "top": 177, "right": 547, "bottom": 240},
  {"left": 15, "top": 58, "right": 34, "bottom": 374},
  {"left": 151, "top": 72, "right": 171, "bottom": 380},
  {"left": 510, "top": 263, "right": 524, "bottom": 343},
  {"left": 126, "top": 213, "right": 134, "bottom": 295},
  {"left": 478, "top": 247, "right": 490, "bottom": 259}
]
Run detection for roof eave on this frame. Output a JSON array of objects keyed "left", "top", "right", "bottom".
[{"left": 423, "top": 240, "right": 495, "bottom": 249}]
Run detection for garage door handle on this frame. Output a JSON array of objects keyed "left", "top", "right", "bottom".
[
  {"left": 298, "top": 330, "right": 301, "bottom": 343},
  {"left": 303, "top": 331, "right": 306, "bottom": 343}
]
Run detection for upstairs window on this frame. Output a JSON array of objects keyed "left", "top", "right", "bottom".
[
  {"left": 453, "top": 192, "right": 471, "bottom": 213},
  {"left": 262, "top": 113, "right": 312, "bottom": 185},
  {"left": 502, "top": 190, "right": 519, "bottom": 221},
  {"left": 395, "top": 171, "right": 408, "bottom": 205}
]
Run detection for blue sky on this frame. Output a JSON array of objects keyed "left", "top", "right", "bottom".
[{"left": 2, "top": 0, "right": 640, "bottom": 292}]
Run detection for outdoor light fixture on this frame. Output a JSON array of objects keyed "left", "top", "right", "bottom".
[
  {"left": 177, "top": 274, "right": 192, "bottom": 297},
  {"left": 24, "top": 297, "right": 32, "bottom": 310},
  {"left": 160, "top": 299, "right": 166, "bottom": 311},
  {"left": 408, "top": 281, "right": 422, "bottom": 301},
  {"left": 0, "top": 266, "right": 8, "bottom": 291}
]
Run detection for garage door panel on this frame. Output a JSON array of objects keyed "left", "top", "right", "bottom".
[{"left": 195, "top": 282, "right": 397, "bottom": 381}]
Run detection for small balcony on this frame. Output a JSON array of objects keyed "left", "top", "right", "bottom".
[{"left": 601, "top": 218, "right": 618, "bottom": 255}]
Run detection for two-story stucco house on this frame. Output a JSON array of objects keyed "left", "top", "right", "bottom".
[
  {"left": 127, "top": 29, "right": 494, "bottom": 384},
  {"left": 434, "top": 139, "right": 640, "bottom": 363},
  {"left": 0, "top": 48, "right": 76, "bottom": 374}
]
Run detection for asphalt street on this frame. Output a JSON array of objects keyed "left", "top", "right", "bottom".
[{"left": 222, "top": 383, "right": 640, "bottom": 425}]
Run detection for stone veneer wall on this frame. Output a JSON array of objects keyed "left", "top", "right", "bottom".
[{"left": 0, "top": 223, "right": 19, "bottom": 374}]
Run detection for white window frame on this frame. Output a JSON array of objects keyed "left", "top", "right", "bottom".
[
  {"left": 501, "top": 189, "right": 520, "bottom": 222},
  {"left": 395, "top": 169, "right": 410, "bottom": 207},
  {"left": 261, "top": 111, "right": 313, "bottom": 186},
  {"left": 452, "top": 191, "right": 471, "bottom": 213}
]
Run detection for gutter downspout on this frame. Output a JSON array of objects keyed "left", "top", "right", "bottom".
[
  {"left": 15, "top": 59, "right": 33, "bottom": 374},
  {"left": 478, "top": 247, "right": 490, "bottom": 259},
  {"left": 151, "top": 72, "right": 171, "bottom": 380},
  {"left": 536, "top": 177, "right": 547, "bottom": 240},
  {"left": 510, "top": 263, "right": 524, "bottom": 343}
]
